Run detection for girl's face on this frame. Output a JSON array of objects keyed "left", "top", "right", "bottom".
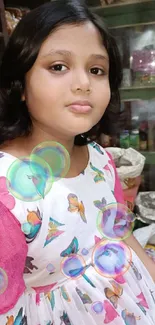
[{"left": 24, "top": 22, "right": 110, "bottom": 139}]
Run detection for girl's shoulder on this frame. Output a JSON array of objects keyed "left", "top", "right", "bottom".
[
  {"left": 88, "top": 142, "right": 124, "bottom": 205},
  {"left": 88, "top": 141, "right": 115, "bottom": 173}
]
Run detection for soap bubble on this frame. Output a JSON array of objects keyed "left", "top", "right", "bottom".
[
  {"left": 6, "top": 155, "right": 53, "bottom": 201},
  {"left": 92, "top": 240, "right": 132, "bottom": 278},
  {"left": 32, "top": 141, "right": 70, "bottom": 180},
  {"left": 91, "top": 301, "right": 104, "bottom": 314},
  {"left": 97, "top": 203, "right": 136, "bottom": 241},
  {"left": 61, "top": 254, "right": 86, "bottom": 279}
]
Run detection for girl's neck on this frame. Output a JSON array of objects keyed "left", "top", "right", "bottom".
[
  {"left": 0, "top": 125, "right": 89, "bottom": 179},
  {"left": 1, "top": 124, "right": 75, "bottom": 158}
]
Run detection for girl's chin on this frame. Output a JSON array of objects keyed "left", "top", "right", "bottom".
[{"left": 66, "top": 121, "right": 97, "bottom": 137}]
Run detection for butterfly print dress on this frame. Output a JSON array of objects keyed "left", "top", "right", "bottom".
[{"left": 0, "top": 143, "right": 155, "bottom": 325}]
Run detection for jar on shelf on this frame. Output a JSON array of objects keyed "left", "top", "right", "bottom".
[
  {"left": 120, "top": 130, "right": 130, "bottom": 149},
  {"left": 139, "top": 121, "right": 148, "bottom": 151},
  {"left": 130, "top": 130, "right": 140, "bottom": 150},
  {"left": 131, "top": 49, "right": 155, "bottom": 86}
]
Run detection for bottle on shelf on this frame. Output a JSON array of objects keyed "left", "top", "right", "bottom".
[
  {"left": 130, "top": 129, "right": 140, "bottom": 150},
  {"left": 120, "top": 130, "right": 130, "bottom": 149},
  {"left": 139, "top": 121, "right": 148, "bottom": 151}
]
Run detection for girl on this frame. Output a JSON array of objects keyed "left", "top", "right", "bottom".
[{"left": 0, "top": 1, "right": 155, "bottom": 324}]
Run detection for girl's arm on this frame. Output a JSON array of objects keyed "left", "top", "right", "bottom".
[
  {"left": 125, "top": 233, "right": 155, "bottom": 282},
  {"left": 106, "top": 150, "right": 155, "bottom": 282}
]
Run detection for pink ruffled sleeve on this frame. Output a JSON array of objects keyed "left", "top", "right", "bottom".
[
  {"left": 106, "top": 151, "right": 125, "bottom": 205},
  {"left": 0, "top": 200, "right": 28, "bottom": 314}
]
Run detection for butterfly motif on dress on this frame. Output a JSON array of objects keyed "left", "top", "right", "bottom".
[
  {"left": 76, "top": 287, "right": 92, "bottom": 304},
  {"left": 136, "top": 292, "right": 149, "bottom": 314},
  {"left": 61, "top": 286, "right": 71, "bottom": 302},
  {"left": 6, "top": 307, "right": 27, "bottom": 325},
  {"left": 76, "top": 287, "right": 92, "bottom": 311},
  {"left": 27, "top": 165, "right": 50, "bottom": 199},
  {"left": 136, "top": 303, "right": 146, "bottom": 315},
  {"left": 104, "top": 300, "right": 119, "bottom": 324},
  {"left": 93, "top": 197, "right": 108, "bottom": 211},
  {"left": 90, "top": 162, "right": 105, "bottom": 183},
  {"left": 104, "top": 280, "right": 123, "bottom": 309},
  {"left": 121, "top": 309, "right": 141, "bottom": 325},
  {"left": 24, "top": 256, "right": 38, "bottom": 274},
  {"left": 150, "top": 290, "right": 155, "bottom": 304},
  {"left": 67, "top": 193, "right": 87, "bottom": 223},
  {"left": 90, "top": 142, "right": 104, "bottom": 155},
  {"left": 60, "top": 311, "right": 72, "bottom": 325},
  {"left": 114, "top": 274, "right": 126, "bottom": 284},
  {"left": 60, "top": 237, "right": 79, "bottom": 257},
  {"left": 44, "top": 218, "right": 65, "bottom": 247},
  {"left": 22, "top": 208, "right": 42, "bottom": 243},
  {"left": 46, "top": 291, "right": 55, "bottom": 311},
  {"left": 129, "top": 261, "right": 142, "bottom": 281}
]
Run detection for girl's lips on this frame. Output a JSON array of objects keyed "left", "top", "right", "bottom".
[
  {"left": 67, "top": 104, "right": 92, "bottom": 114},
  {"left": 67, "top": 100, "right": 92, "bottom": 114}
]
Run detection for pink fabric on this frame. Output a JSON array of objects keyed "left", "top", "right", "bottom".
[
  {"left": 106, "top": 151, "right": 125, "bottom": 205},
  {"left": 0, "top": 201, "right": 28, "bottom": 314}
]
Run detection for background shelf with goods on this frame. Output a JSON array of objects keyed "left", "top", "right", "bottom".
[{"left": 91, "top": 0, "right": 155, "bottom": 234}]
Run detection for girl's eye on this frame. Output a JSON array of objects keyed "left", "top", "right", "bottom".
[
  {"left": 50, "top": 64, "right": 68, "bottom": 72},
  {"left": 90, "top": 67, "right": 105, "bottom": 75}
]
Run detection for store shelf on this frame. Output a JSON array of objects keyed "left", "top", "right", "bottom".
[
  {"left": 120, "top": 87, "right": 155, "bottom": 101},
  {"left": 140, "top": 151, "right": 155, "bottom": 164},
  {"left": 92, "top": 1, "right": 155, "bottom": 28}
]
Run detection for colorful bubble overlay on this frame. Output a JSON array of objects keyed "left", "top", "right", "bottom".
[
  {"left": 0, "top": 268, "right": 8, "bottom": 295},
  {"left": 97, "top": 203, "right": 136, "bottom": 241},
  {"left": 32, "top": 141, "right": 70, "bottom": 180},
  {"left": 91, "top": 301, "right": 104, "bottom": 314},
  {"left": 46, "top": 263, "right": 55, "bottom": 274},
  {"left": 61, "top": 254, "right": 86, "bottom": 279},
  {"left": 6, "top": 155, "right": 53, "bottom": 201},
  {"left": 92, "top": 240, "right": 132, "bottom": 278}
]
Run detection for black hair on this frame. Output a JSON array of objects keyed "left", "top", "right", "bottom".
[{"left": 0, "top": 0, "right": 122, "bottom": 146}]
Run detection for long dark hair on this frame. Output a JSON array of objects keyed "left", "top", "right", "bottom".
[{"left": 0, "top": 0, "right": 122, "bottom": 146}]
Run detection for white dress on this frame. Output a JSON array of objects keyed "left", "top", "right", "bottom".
[{"left": 0, "top": 143, "right": 155, "bottom": 325}]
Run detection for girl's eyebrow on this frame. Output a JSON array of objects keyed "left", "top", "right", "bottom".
[
  {"left": 42, "top": 50, "right": 72, "bottom": 58},
  {"left": 90, "top": 54, "right": 109, "bottom": 62},
  {"left": 41, "top": 50, "right": 109, "bottom": 62}
]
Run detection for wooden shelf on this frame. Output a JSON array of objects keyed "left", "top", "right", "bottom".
[
  {"left": 140, "top": 151, "right": 155, "bottom": 165},
  {"left": 120, "top": 87, "right": 155, "bottom": 101},
  {"left": 92, "top": 1, "right": 155, "bottom": 28}
]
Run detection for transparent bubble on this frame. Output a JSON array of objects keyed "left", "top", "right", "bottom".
[
  {"left": 46, "top": 264, "right": 55, "bottom": 274},
  {"left": 91, "top": 301, "right": 104, "bottom": 314},
  {"left": 92, "top": 240, "right": 132, "bottom": 278},
  {"left": 31, "top": 141, "right": 70, "bottom": 180},
  {"left": 61, "top": 254, "right": 86, "bottom": 279},
  {"left": 6, "top": 155, "right": 53, "bottom": 201},
  {"left": 0, "top": 268, "right": 8, "bottom": 294},
  {"left": 97, "top": 203, "right": 136, "bottom": 241},
  {"left": 81, "top": 248, "right": 89, "bottom": 256}
]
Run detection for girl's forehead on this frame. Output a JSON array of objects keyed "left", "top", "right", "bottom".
[{"left": 38, "top": 22, "right": 108, "bottom": 58}]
